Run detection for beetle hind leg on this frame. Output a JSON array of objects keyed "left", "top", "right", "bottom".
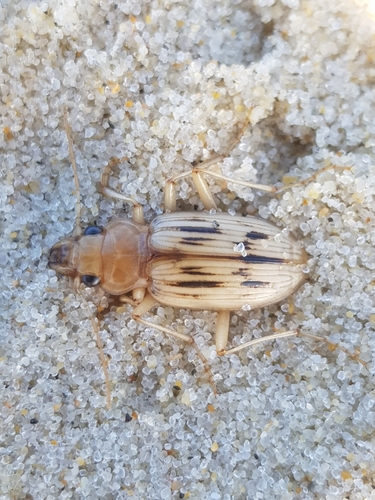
[
  {"left": 298, "top": 331, "right": 368, "bottom": 368},
  {"left": 215, "top": 310, "right": 230, "bottom": 356},
  {"left": 220, "top": 328, "right": 368, "bottom": 370},
  {"left": 131, "top": 293, "right": 217, "bottom": 393},
  {"left": 274, "top": 165, "right": 354, "bottom": 194},
  {"left": 219, "top": 329, "right": 299, "bottom": 356}
]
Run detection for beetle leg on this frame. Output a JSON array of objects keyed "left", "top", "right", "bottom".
[
  {"left": 298, "top": 331, "right": 368, "bottom": 368},
  {"left": 132, "top": 293, "right": 217, "bottom": 393},
  {"left": 191, "top": 169, "right": 217, "bottom": 210},
  {"left": 164, "top": 114, "right": 276, "bottom": 209},
  {"left": 165, "top": 155, "right": 223, "bottom": 212},
  {"left": 188, "top": 115, "right": 253, "bottom": 208},
  {"left": 219, "top": 330, "right": 299, "bottom": 356},
  {"left": 166, "top": 162, "right": 353, "bottom": 212},
  {"left": 165, "top": 164, "right": 218, "bottom": 211},
  {"left": 75, "top": 288, "right": 112, "bottom": 408},
  {"left": 215, "top": 310, "right": 230, "bottom": 355},
  {"left": 274, "top": 165, "right": 353, "bottom": 194},
  {"left": 164, "top": 115, "right": 259, "bottom": 209},
  {"left": 118, "top": 295, "right": 137, "bottom": 306},
  {"left": 132, "top": 286, "right": 146, "bottom": 305},
  {"left": 164, "top": 180, "right": 177, "bottom": 212},
  {"left": 164, "top": 155, "right": 276, "bottom": 212},
  {"left": 132, "top": 293, "right": 193, "bottom": 344},
  {"left": 223, "top": 115, "right": 251, "bottom": 156},
  {"left": 177, "top": 164, "right": 354, "bottom": 200},
  {"left": 131, "top": 291, "right": 157, "bottom": 314},
  {"left": 100, "top": 161, "right": 145, "bottom": 224},
  {"left": 220, "top": 329, "right": 367, "bottom": 369},
  {"left": 134, "top": 316, "right": 195, "bottom": 344},
  {"left": 194, "top": 168, "right": 277, "bottom": 195},
  {"left": 201, "top": 164, "right": 354, "bottom": 197}
]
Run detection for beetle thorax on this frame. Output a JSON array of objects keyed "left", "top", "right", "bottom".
[{"left": 97, "top": 219, "right": 149, "bottom": 295}]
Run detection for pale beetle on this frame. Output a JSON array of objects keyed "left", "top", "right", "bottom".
[{"left": 48, "top": 110, "right": 358, "bottom": 406}]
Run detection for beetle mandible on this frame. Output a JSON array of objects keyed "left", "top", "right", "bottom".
[{"left": 48, "top": 110, "right": 355, "bottom": 404}]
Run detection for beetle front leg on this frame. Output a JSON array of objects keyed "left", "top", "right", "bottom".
[{"left": 100, "top": 160, "right": 145, "bottom": 224}]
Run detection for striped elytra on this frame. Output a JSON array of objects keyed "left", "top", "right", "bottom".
[{"left": 148, "top": 212, "right": 307, "bottom": 310}]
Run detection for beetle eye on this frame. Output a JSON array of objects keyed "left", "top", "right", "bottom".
[
  {"left": 82, "top": 275, "right": 101, "bottom": 287},
  {"left": 84, "top": 226, "right": 102, "bottom": 236}
]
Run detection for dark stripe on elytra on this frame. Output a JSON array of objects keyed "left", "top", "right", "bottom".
[
  {"left": 174, "top": 280, "right": 223, "bottom": 288},
  {"left": 182, "top": 236, "right": 212, "bottom": 242},
  {"left": 241, "top": 280, "right": 269, "bottom": 287},
  {"left": 246, "top": 231, "right": 268, "bottom": 240},
  {"left": 183, "top": 271, "right": 215, "bottom": 276},
  {"left": 187, "top": 271, "right": 217, "bottom": 276},
  {"left": 235, "top": 255, "right": 285, "bottom": 264},
  {"left": 178, "top": 226, "right": 221, "bottom": 234},
  {"left": 232, "top": 268, "right": 249, "bottom": 277},
  {"left": 179, "top": 241, "right": 202, "bottom": 246},
  {"left": 180, "top": 266, "right": 216, "bottom": 276}
]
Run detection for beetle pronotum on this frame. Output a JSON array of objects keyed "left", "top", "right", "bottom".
[{"left": 49, "top": 110, "right": 360, "bottom": 406}]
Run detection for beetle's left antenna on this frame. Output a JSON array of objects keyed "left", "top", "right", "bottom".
[
  {"left": 62, "top": 107, "right": 111, "bottom": 408},
  {"left": 63, "top": 107, "right": 82, "bottom": 237}
]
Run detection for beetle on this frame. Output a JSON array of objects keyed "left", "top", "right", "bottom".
[{"left": 48, "top": 111, "right": 357, "bottom": 405}]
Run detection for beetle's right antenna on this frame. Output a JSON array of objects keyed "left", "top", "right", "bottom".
[
  {"left": 63, "top": 107, "right": 82, "bottom": 237},
  {"left": 79, "top": 290, "right": 112, "bottom": 408}
]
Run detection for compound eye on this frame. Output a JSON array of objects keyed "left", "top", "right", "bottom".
[
  {"left": 82, "top": 275, "right": 101, "bottom": 287},
  {"left": 84, "top": 226, "right": 102, "bottom": 236}
]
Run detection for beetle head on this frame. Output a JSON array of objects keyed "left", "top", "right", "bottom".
[
  {"left": 48, "top": 237, "right": 78, "bottom": 277},
  {"left": 48, "top": 227, "right": 105, "bottom": 289}
]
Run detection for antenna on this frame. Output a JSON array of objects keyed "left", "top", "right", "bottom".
[
  {"left": 63, "top": 107, "right": 82, "bottom": 237},
  {"left": 62, "top": 108, "right": 111, "bottom": 408}
]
